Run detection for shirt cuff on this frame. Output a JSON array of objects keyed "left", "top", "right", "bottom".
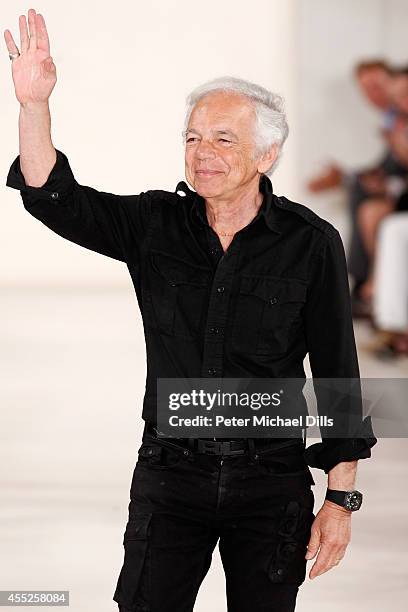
[
  {"left": 5, "top": 149, "right": 76, "bottom": 204},
  {"left": 303, "top": 416, "right": 378, "bottom": 473}
]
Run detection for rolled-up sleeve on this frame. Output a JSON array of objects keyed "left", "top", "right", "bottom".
[
  {"left": 302, "top": 228, "right": 377, "bottom": 473},
  {"left": 6, "top": 149, "right": 152, "bottom": 263}
]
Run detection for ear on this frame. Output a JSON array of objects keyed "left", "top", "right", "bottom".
[{"left": 257, "top": 143, "right": 279, "bottom": 174}]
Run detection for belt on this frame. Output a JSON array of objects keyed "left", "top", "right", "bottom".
[
  {"left": 191, "top": 437, "right": 305, "bottom": 456},
  {"left": 143, "top": 423, "right": 305, "bottom": 457}
]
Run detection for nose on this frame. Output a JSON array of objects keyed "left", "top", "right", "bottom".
[{"left": 195, "top": 139, "right": 216, "bottom": 161}]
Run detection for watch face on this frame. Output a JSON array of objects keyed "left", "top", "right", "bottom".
[{"left": 345, "top": 491, "right": 363, "bottom": 511}]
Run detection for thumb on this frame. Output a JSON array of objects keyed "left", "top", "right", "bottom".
[{"left": 305, "top": 528, "right": 320, "bottom": 560}]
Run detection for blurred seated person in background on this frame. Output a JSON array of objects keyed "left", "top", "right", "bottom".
[
  {"left": 367, "top": 209, "right": 408, "bottom": 358},
  {"left": 307, "top": 60, "right": 408, "bottom": 319},
  {"left": 357, "top": 78, "right": 408, "bottom": 307}
]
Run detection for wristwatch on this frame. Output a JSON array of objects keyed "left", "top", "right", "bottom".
[{"left": 325, "top": 489, "right": 363, "bottom": 511}]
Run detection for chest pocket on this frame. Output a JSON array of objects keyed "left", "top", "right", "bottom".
[
  {"left": 145, "top": 249, "right": 212, "bottom": 339},
  {"left": 231, "top": 276, "right": 307, "bottom": 355}
]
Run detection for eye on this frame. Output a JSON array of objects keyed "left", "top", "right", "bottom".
[
  {"left": 186, "top": 137, "right": 198, "bottom": 143},
  {"left": 219, "top": 138, "right": 231, "bottom": 143}
]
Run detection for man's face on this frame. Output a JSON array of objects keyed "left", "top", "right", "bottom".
[
  {"left": 357, "top": 67, "right": 390, "bottom": 109},
  {"left": 184, "top": 91, "right": 266, "bottom": 198}
]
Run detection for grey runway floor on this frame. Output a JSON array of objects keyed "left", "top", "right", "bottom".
[{"left": 1, "top": 286, "right": 408, "bottom": 611}]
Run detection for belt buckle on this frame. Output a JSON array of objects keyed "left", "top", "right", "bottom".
[
  {"left": 222, "top": 441, "right": 247, "bottom": 456},
  {"left": 223, "top": 440, "right": 244, "bottom": 455},
  {"left": 221, "top": 441, "right": 231, "bottom": 455}
]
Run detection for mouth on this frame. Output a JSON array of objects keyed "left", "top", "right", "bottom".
[{"left": 195, "top": 170, "right": 222, "bottom": 177}]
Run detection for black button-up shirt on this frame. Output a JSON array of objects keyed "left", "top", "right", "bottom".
[{"left": 6, "top": 149, "right": 377, "bottom": 473}]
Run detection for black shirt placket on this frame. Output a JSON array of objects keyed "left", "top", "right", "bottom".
[{"left": 200, "top": 227, "right": 240, "bottom": 379}]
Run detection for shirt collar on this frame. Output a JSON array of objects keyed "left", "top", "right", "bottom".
[{"left": 176, "top": 174, "right": 282, "bottom": 235}]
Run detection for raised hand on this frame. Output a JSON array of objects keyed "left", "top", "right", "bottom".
[{"left": 4, "top": 8, "right": 57, "bottom": 105}]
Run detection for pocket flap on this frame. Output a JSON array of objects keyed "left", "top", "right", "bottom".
[
  {"left": 123, "top": 514, "right": 152, "bottom": 543},
  {"left": 240, "top": 276, "right": 307, "bottom": 304},
  {"left": 114, "top": 513, "right": 152, "bottom": 609},
  {"left": 150, "top": 249, "right": 211, "bottom": 287}
]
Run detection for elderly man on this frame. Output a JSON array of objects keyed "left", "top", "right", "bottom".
[{"left": 5, "top": 9, "right": 376, "bottom": 612}]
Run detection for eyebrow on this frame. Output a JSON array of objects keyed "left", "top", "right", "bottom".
[{"left": 185, "top": 128, "right": 239, "bottom": 140}]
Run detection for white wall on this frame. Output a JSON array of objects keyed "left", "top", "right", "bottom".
[{"left": 1, "top": 0, "right": 298, "bottom": 287}]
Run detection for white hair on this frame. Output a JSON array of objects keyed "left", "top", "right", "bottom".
[{"left": 182, "top": 76, "right": 289, "bottom": 176}]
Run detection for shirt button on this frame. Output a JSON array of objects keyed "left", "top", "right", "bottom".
[
  {"left": 210, "top": 327, "right": 219, "bottom": 334},
  {"left": 169, "top": 280, "right": 177, "bottom": 287},
  {"left": 208, "top": 367, "right": 217, "bottom": 376},
  {"left": 217, "top": 286, "right": 225, "bottom": 293},
  {"left": 269, "top": 296, "right": 278, "bottom": 305},
  {"left": 50, "top": 192, "right": 59, "bottom": 200}
]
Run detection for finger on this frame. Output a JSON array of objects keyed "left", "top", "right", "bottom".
[
  {"left": 19, "top": 14, "right": 29, "bottom": 53},
  {"left": 310, "top": 560, "right": 338, "bottom": 579},
  {"left": 310, "top": 561, "right": 330, "bottom": 579},
  {"left": 331, "top": 545, "right": 347, "bottom": 563},
  {"left": 3, "top": 29, "right": 19, "bottom": 55},
  {"left": 309, "top": 544, "right": 332, "bottom": 579},
  {"left": 327, "top": 549, "right": 345, "bottom": 568},
  {"left": 305, "top": 528, "right": 320, "bottom": 560},
  {"left": 35, "top": 13, "right": 50, "bottom": 55},
  {"left": 309, "top": 544, "right": 345, "bottom": 579},
  {"left": 27, "top": 8, "right": 37, "bottom": 51},
  {"left": 322, "top": 550, "right": 345, "bottom": 570}
]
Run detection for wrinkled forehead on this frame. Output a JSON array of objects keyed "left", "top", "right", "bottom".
[{"left": 187, "top": 91, "right": 256, "bottom": 135}]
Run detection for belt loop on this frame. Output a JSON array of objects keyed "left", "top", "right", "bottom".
[{"left": 247, "top": 438, "right": 258, "bottom": 462}]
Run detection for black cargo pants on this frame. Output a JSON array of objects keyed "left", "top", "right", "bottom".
[{"left": 113, "top": 427, "right": 316, "bottom": 612}]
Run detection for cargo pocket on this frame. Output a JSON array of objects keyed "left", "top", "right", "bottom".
[
  {"left": 266, "top": 500, "right": 314, "bottom": 586},
  {"left": 113, "top": 513, "right": 152, "bottom": 611}
]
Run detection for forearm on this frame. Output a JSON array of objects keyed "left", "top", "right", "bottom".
[
  {"left": 19, "top": 101, "right": 56, "bottom": 187},
  {"left": 327, "top": 459, "right": 357, "bottom": 490}
]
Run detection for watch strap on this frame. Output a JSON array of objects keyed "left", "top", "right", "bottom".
[
  {"left": 325, "top": 488, "right": 363, "bottom": 511},
  {"left": 325, "top": 489, "right": 349, "bottom": 506}
]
